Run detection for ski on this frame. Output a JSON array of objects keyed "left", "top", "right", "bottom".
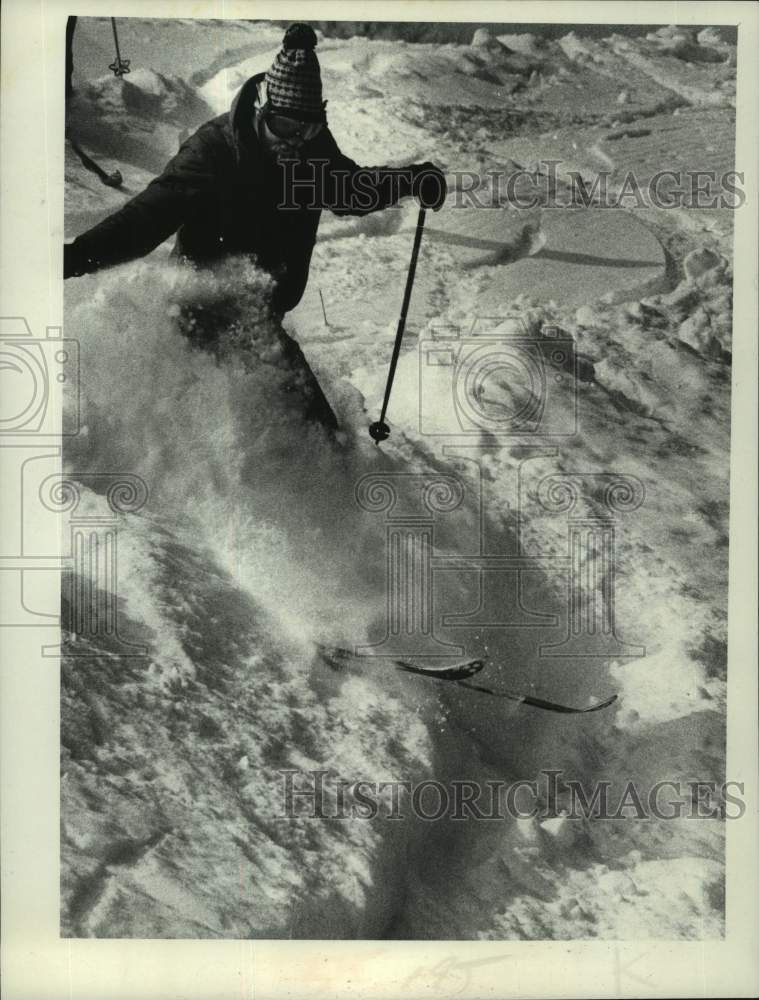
[
  {"left": 316, "top": 644, "right": 485, "bottom": 681},
  {"left": 454, "top": 679, "right": 618, "bottom": 715},
  {"left": 315, "top": 644, "right": 617, "bottom": 714},
  {"left": 394, "top": 657, "right": 486, "bottom": 681}
]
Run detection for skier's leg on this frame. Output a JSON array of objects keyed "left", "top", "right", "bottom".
[
  {"left": 174, "top": 295, "right": 339, "bottom": 431},
  {"left": 275, "top": 326, "right": 339, "bottom": 432}
]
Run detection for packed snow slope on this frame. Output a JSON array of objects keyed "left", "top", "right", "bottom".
[{"left": 63, "top": 20, "right": 734, "bottom": 939}]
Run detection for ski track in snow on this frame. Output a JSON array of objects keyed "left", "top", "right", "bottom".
[{"left": 62, "top": 20, "right": 734, "bottom": 940}]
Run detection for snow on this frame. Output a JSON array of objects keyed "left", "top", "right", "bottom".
[{"left": 62, "top": 19, "right": 735, "bottom": 941}]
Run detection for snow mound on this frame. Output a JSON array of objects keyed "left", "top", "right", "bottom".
[
  {"left": 69, "top": 71, "right": 215, "bottom": 174},
  {"left": 84, "top": 69, "right": 213, "bottom": 123}
]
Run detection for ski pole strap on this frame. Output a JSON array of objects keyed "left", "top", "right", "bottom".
[{"left": 376, "top": 207, "right": 426, "bottom": 429}]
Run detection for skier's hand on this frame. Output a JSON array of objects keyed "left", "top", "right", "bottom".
[
  {"left": 63, "top": 242, "right": 83, "bottom": 279},
  {"left": 411, "top": 162, "right": 447, "bottom": 212}
]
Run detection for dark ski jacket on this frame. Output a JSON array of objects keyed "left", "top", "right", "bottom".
[{"left": 64, "top": 74, "right": 419, "bottom": 313}]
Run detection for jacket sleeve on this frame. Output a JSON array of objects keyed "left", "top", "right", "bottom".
[
  {"left": 321, "top": 132, "right": 417, "bottom": 218},
  {"left": 64, "top": 123, "right": 224, "bottom": 276}
]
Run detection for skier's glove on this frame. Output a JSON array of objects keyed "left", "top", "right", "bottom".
[
  {"left": 411, "top": 162, "right": 447, "bottom": 212},
  {"left": 63, "top": 242, "right": 85, "bottom": 279}
]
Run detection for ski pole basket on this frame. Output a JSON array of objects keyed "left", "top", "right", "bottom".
[{"left": 108, "top": 18, "right": 130, "bottom": 77}]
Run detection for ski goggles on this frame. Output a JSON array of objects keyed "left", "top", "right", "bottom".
[{"left": 263, "top": 109, "right": 324, "bottom": 143}]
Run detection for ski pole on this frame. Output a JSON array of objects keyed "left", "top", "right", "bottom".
[
  {"left": 369, "top": 207, "right": 426, "bottom": 443},
  {"left": 109, "top": 18, "right": 131, "bottom": 77}
]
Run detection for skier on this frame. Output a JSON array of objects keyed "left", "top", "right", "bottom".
[{"left": 63, "top": 22, "right": 447, "bottom": 430}]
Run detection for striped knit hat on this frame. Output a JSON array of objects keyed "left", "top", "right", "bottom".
[{"left": 265, "top": 23, "right": 325, "bottom": 123}]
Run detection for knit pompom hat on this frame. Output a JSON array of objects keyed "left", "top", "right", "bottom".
[{"left": 265, "top": 23, "right": 325, "bottom": 122}]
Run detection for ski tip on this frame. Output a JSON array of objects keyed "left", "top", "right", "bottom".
[
  {"left": 455, "top": 681, "right": 619, "bottom": 715},
  {"left": 395, "top": 658, "right": 486, "bottom": 681},
  {"left": 526, "top": 691, "right": 619, "bottom": 714},
  {"left": 584, "top": 693, "right": 618, "bottom": 712}
]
